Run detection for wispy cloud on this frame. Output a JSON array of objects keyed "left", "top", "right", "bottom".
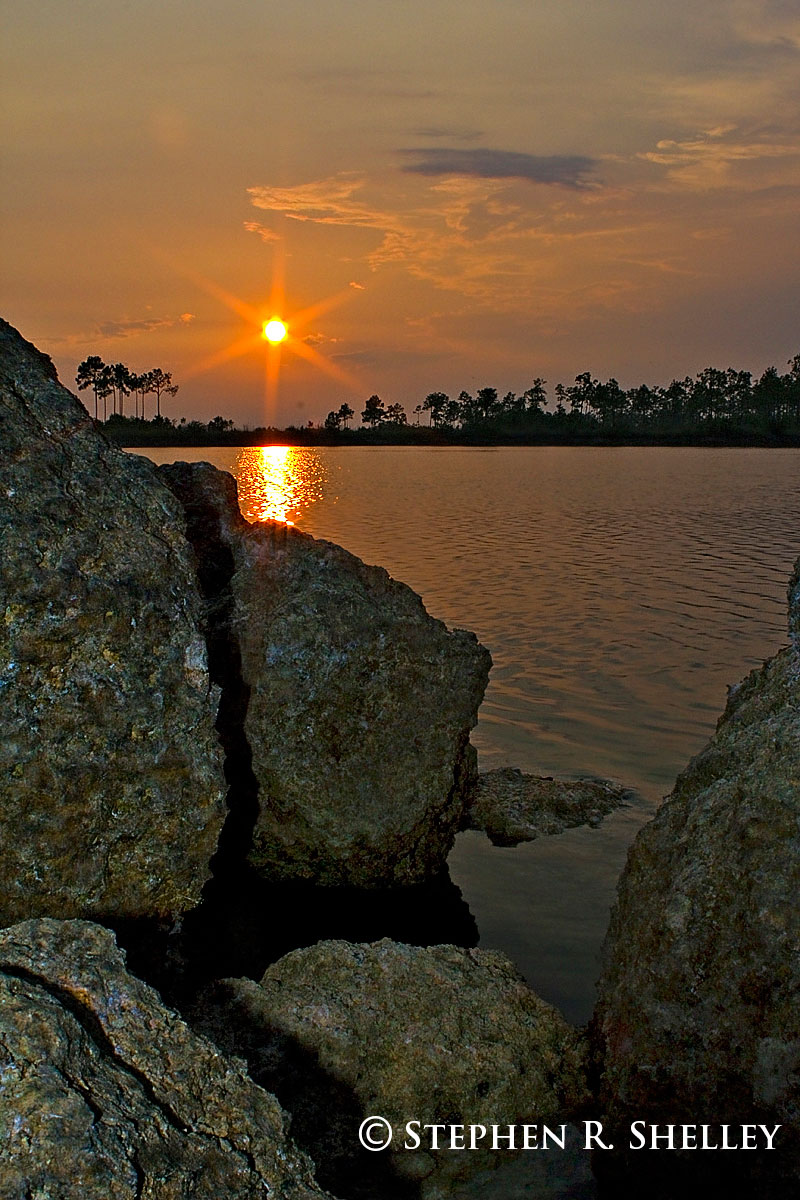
[
  {"left": 96, "top": 317, "right": 174, "bottom": 338},
  {"left": 399, "top": 147, "right": 600, "bottom": 188},
  {"left": 248, "top": 176, "right": 386, "bottom": 227},
  {"left": 639, "top": 124, "right": 800, "bottom": 188},
  {"left": 246, "top": 170, "right": 668, "bottom": 315},
  {"left": 302, "top": 331, "right": 339, "bottom": 346},
  {"left": 92, "top": 312, "right": 199, "bottom": 340},
  {"left": 243, "top": 220, "right": 281, "bottom": 242},
  {"left": 43, "top": 312, "right": 196, "bottom": 352}
]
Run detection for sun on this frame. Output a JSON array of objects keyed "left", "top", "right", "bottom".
[
  {"left": 181, "top": 257, "right": 362, "bottom": 422},
  {"left": 263, "top": 318, "right": 287, "bottom": 344}
]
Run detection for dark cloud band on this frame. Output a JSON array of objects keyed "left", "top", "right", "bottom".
[{"left": 400, "top": 147, "right": 598, "bottom": 188}]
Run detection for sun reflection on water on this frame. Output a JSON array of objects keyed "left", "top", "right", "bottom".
[{"left": 234, "top": 446, "right": 326, "bottom": 525}]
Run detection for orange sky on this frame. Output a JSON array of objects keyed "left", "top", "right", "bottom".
[{"left": 2, "top": 0, "right": 800, "bottom": 426}]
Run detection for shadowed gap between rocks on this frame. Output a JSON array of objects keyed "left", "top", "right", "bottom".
[
  {"left": 193, "top": 989, "right": 421, "bottom": 1200},
  {"left": 115, "top": 471, "right": 480, "bottom": 1011},
  {"left": 173, "top": 468, "right": 261, "bottom": 877}
]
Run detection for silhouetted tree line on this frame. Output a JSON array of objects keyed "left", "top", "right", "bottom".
[
  {"left": 76, "top": 357, "right": 178, "bottom": 421},
  {"left": 367, "top": 357, "right": 800, "bottom": 438},
  {"left": 101, "top": 353, "right": 800, "bottom": 447},
  {"left": 316, "top": 356, "right": 800, "bottom": 443}
]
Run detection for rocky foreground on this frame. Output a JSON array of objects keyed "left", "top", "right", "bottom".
[
  {"left": 0, "top": 920, "right": 330, "bottom": 1199},
  {"left": 0, "top": 320, "right": 226, "bottom": 925},
  {"left": 1, "top": 316, "right": 799, "bottom": 1197},
  {"left": 194, "top": 939, "right": 589, "bottom": 1197},
  {"left": 592, "top": 559, "right": 800, "bottom": 1193}
]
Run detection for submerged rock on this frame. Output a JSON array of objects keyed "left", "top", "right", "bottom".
[
  {"left": 0, "top": 919, "right": 331, "bottom": 1199},
  {"left": 593, "top": 562, "right": 800, "bottom": 1182},
  {"left": 160, "top": 461, "right": 491, "bottom": 888},
  {"left": 195, "top": 939, "right": 589, "bottom": 1197},
  {"left": 0, "top": 320, "right": 225, "bottom": 924},
  {"left": 464, "top": 766, "right": 630, "bottom": 846}
]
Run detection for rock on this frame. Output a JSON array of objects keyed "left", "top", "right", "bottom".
[
  {"left": 790, "top": 555, "right": 800, "bottom": 647},
  {"left": 159, "top": 461, "right": 491, "bottom": 888},
  {"left": 464, "top": 767, "right": 630, "bottom": 846},
  {"left": 194, "top": 939, "right": 589, "bottom": 1196},
  {"left": 0, "top": 918, "right": 331, "bottom": 1199},
  {"left": 0, "top": 320, "right": 226, "bottom": 924},
  {"left": 593, "top": 563, "right": 800, "bottom": 1182}
]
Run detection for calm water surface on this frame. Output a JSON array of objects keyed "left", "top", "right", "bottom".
[{"left": 134, "top": 445, "right": 800, "bottom": 1024}]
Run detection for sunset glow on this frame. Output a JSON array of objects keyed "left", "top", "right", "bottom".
[{"left": 5, "top": 3, "right": 800, "bottom": 427}]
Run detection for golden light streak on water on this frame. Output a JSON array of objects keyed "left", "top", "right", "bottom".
[{"left": 233, "top": 445, "right": 327, "bottom": 524}]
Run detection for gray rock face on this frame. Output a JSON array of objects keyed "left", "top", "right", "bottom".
[
  {"left": 0, "top": 320, "right": 226, "bottom": 924},
  {"left": 0, "top": 919, "right": 331, "bottom": 1199},
  {"left": 464, "top": 767, "right": 630, "bottom": 846},
  {"left": 160, "top": 461, "right": 491, "bottom": 887},
  {"left": 196, "top": 939, "right": 589, "bottom": 1195},
  {"left": 594, "top": 563, "right": 800, "bottom": 1140},
  {"left": 790, "top": 555, "right": 800, "bottom": 647}
]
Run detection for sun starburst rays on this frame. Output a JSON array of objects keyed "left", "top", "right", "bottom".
[
  {"left": 182, "top": 256, "right": 359, "bottom": 414},
  {"left": 288, "top": 338, "right": 358, "bottom": 388},
  {"left": 184, "top": 329, "right": 264, "bottom": 379}
]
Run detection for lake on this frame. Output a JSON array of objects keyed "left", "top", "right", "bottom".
[{"left": 132, "top": 445, "right": 800, "bottom": 1025}]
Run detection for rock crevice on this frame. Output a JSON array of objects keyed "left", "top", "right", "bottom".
[
  {"left": 158, "top": 462, "right": 260, "bottom": 883},
  {"left": 158, "top": 459, "right": 492, "bottom": 890}
]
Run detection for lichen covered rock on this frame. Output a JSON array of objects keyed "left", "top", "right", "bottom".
[
  {"left": 0, "top": 320, "right": 226, "bottom": 923},
  {"left": 0, "top": 919, "right": 331, "bottom": 1199},
  {"left": 595, "top": 562, "right": 800, "bottom": 1140},
  {"left": 464, "top": 767, "right": 630, "bottom": 845},
  {"left": 160, "top": 461, "right": 491, "bottom": 887},
  {"left": 196, "top": 939, "right": 588, "bottom": 1194}
]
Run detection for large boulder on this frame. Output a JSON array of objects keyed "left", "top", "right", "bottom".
[
  {"left": 594, "top": 561, "right": 800, "bottom": 1180},
  {"left": 160, "top": 461, "right": 491, "bottom": 887},
  {"left": 0, "top": 320, "right": 226, "bottom": 923},
  {"left": 196, "top": 939, "right": 588, "bottom": 1197},
  {"left": 0, "top": 919, "right": 331, "bottom": 1199}
]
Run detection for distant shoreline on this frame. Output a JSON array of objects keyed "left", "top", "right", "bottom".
[
  {"left": 111, "top": 428, "right": 800, "bottom": 449},
  {"left": 89, "top": 352, "right": 800, "bottom": 448}
]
